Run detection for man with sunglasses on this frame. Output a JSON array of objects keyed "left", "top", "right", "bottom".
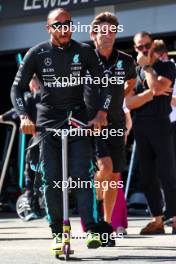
[
  {"left": 84, "top": 12, "right": 136, "bottom": 244},
  {"left": 11, "top": 8, "right": 114, "bottom": 251},
  {"left": 126, "top": 31, "right": 176, "bottom": 235}
]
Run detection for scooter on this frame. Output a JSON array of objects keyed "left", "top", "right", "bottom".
[{"left": 38, "top": 115, "right": 88, "bottom": 260}]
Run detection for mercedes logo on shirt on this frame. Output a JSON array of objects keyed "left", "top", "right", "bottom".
[{"left": 44, "top": 57, "right": 52, "bottom": 66}]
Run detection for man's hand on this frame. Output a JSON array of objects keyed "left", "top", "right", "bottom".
[
  {"left": 143, "top": 66, "right": 173, "bottom": 97},
  {"left": 137, "top": 53, "right": 151, "bottom": 67},
  {"left": 88, "top": 111, "right": 107, "bottom": 130},
  {"left": 153, "top": 86, "right": 173, "bottom": 96},
  {"left": 20, "top": 115, "right": 36, "bottom": 135}
]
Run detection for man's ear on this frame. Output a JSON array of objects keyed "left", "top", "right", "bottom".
[
  {"left": 90, "top": 31, "right": 96, "bottom": 41},
  {"left": 46, "top": 24, "right": 51, "bottom": 34},
  {"left": 134, "top": 45, "right": 138, "bottom": 53}
]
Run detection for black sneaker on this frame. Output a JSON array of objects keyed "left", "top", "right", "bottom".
[
  {"left": 94, "top": 221, "right": 115, "bottom": 247},
  {"left": 97, "top": 200, "right": 104, "bottom": 221}
]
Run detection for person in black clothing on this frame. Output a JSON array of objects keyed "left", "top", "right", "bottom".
[
  {"left": 1, "top": 77, "right": 41, "bottom": 220},
  {"left": 22, "top": 77, "right": 42, "bottom": 220},
  {"left": 11, "top": 8, "right": 114, "bottom": 250},
  {"left": 126, "top": 31, "right": 176, "bottom": 235},
  {"left": 84, "top": 12, "right": 136, "bottom": 232},
  {"left": 1, "top": 77, "right": 40, "bottom": 123}
]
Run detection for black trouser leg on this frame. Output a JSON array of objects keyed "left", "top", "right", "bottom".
[
  {"left": 150, "top": 119, "right": 176, "bottom": 218},
  {"left": 40, "top": 135, "right": 63, "bottom": 235},
  {"left": 69, "top": 136, "right": 96, "bottom": 231},
  {"left": 133, "top": 120, "right": 163, "bottom": 216}
]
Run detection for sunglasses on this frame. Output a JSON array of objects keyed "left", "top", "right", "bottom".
[
  {"left": 49, "top": 20, "right": 73, "bottom": 30},
  {"left": 136, "top": 43, "right": 152, "bottom": 51}
]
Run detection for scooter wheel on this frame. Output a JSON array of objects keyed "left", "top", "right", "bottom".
[
  {"left": 64, "top": 244, "right": 70, "bottom": 261},
  {"left": 55, "top": 254, "right": 60, "bottom": 259}
]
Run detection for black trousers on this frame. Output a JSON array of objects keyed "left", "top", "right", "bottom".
[
  {"left": 25, "top": 137, "right": 40, "bottom": 194},
  {"left": 39, "top": 131, "right": 96, "bottom": 235},
  {"left": 172, "top": 121, "right": 176, "bottom": 158},
  {"left": 133, "top": 116, "right": 176, "bottom": 218}
]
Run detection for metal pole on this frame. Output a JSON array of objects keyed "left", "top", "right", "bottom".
[
  {"left": 125, "top": 141, "right": 136, "bottom": 199},
  {"left": 61, "top": 130, "right": 69, "bottom": 221},
  {"left": 16, "top": 53, "right": 26, "bottom": 190},
  {"left": 0, "top": 121, "right": 17, "bottom": 194}
]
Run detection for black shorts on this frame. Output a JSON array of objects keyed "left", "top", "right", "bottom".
[{"left": 95, "top": 127, "right": 126, "bottom": 173}]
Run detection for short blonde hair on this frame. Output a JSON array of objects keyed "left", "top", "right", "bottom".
[{"left": 153, "top": 39, "right": 167, "bottom": 54}]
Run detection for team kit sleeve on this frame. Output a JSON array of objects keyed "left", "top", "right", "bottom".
[
  {"left": 1, "top": 109, "right": 18, "bottom": 122},
  {"left": 10, "top": 48, "right": 37, "bottom": 116},
  {"left": 85, "top": 47, "right": 113, "bottom": 112}
]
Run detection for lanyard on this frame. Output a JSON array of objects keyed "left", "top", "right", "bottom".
[{"left": 94, "top": 49, "right": 119, "bottom": 77}]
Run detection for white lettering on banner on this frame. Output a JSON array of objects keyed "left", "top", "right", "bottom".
[
  {"left": 24, "top": 0, "right": 91, "bottom": 10},
  {"left": 24, "top": 0, "right": 32, "bottom": 10},
  {"left": 24, "top": 0, "right": 42, "bottom": 10},
  {"left": 73, "top": 0, "right": 89, "bottom": 3},
  {"left": 63, "top": 0, "right": 90, "bottom": 6},
  {"left": 33, "top": 0, "right": 42, "bottom": 8},
  {"left": 43, "top": 0, "right": 57, "bottom": 8},
  {"left": 61, "top": 0, "right": 70, "bottom": 5}
]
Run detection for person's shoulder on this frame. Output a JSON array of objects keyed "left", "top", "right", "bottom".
[
  {"left": 117, "top": 50, "right": 137, "bottom": 71},
  {"left": 156, "top": 59, "right": 176, "bottom": 74},
  {"left": 30, "top": 41, "right": 51, "bottom": 54},
  {"left": 71, "top": 39, "right": 92, "bottom": 50},
  {"left": 157, "top": 59, "right": 175, "bottom": 68},
  {"left": 165, "top": 59, "right": 176, "bottom": 69},
  {"left": 118, "top": 50, "right": 134, "bottom": 60},
  {"left": 24, "top": 41, "right": 50, "bottom": 60}
]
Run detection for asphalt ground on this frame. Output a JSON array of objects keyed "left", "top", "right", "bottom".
[{"left": 0, "top": 214, "right": 176, "bottom": 264}]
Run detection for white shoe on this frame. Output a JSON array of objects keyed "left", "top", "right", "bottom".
[
  {"left": 116, "top": 227, "right": 127, "bottom": 236},
  {"left": 50, "top": 237, "right": 63, "bottom": 251}
]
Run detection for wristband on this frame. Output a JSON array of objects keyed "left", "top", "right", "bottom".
[
  {"left": 20, "top": 114, "right": 28, "bottom": 120},
  {"left": 143, "top": 65, "right": 152, "bottom": 71}
]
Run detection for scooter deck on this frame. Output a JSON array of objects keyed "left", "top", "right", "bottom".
[{"left": 50, "top": 248, "right": 74, "bottom": 255}]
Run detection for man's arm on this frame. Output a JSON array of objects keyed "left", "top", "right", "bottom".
[
  {"left": 11, "top": 48, "right": 37, "bottom": 134},
  {"left": 143, "top": 66, "right": 173, "bottom": 96},
  {"left": 137, "top": 53, "right": 175, "bottom": 96},
  {"left": 125, "top": 70, "right": 172, "bottom": 110},
  {"left": 125, "top": 56, "right": 137, "bottom": 96},
  {"left": 125, "top": 88, "right": 154, "bottom": 110},
  {"left": 86, "top": 47, "right": 111, "bottom": 129},
  {"left": 125, "top": 79, "right": 136, "bottom": 96},
  {"left": 11, "top": 49, "right": 36, "bottom": 115}
]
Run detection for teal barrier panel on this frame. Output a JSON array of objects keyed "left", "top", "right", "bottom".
[{"left": 16, "top": 53, "right": 26, "bottom": 190}]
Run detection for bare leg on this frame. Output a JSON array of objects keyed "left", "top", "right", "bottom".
[
  {"left": 95, "top": 157, "right": 112, "bottom": 201},
  {"left": 103, "top": 173, "right": 120, "bottom": 223}
]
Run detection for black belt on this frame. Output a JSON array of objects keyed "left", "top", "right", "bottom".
[{"left": 37, "top": 103, "right": 86, "bottom": 112}]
